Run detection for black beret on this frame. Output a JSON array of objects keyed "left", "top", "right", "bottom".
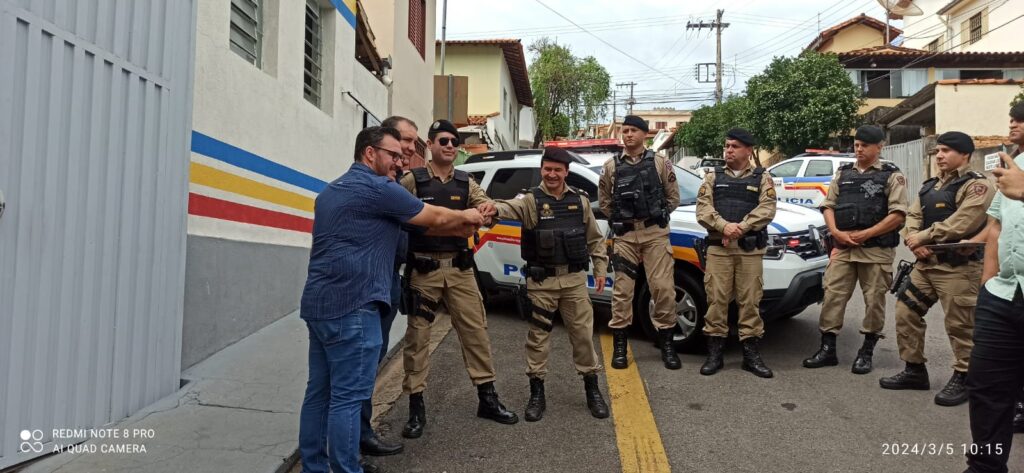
[
  {"left": 541, "top": 147, "right": 574, "bottom": 166},
  {"left": 1010, "top": 102, "right": 1024, "bottom": 122},
  {"left": 428, "top": 119, "right": 459, "bottom": 139},
  {"left": 937, "top": 131, "right": 975, "bottom": 155},
  {"left": 854, "top": 125, "right": 885, "bottom": 144},
  {"left": 725, "top": 127, "right": 756, "bottom": 146},
  {"left": 622, "top": 115, "right": 649, "bottom": 133}
]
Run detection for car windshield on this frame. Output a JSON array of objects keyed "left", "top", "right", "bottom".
[{"left": 673, "top": 165, "right": 701, "bottom": 206}]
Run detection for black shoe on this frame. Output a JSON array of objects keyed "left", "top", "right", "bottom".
[
  {"left": 360, "top": 456, "right": 382, "bottom": 473},
  {"left": 741, "top": 338, "right": 774, "bottom": 378},
  {"left": 401, "top": 393, "right": 425, "bottom": 439},
  {"left": 700, "top": 336, "right": 725, "bottom": 376},
  {"left": 476, "top": 382, "right": 519, "bottom": 424},
  {"left": 524, "top": 377, "right": 546, "bottom": 422},
  {"left": 360, "top": 433, "right": 404, "bottom": 456},
  {"left": 583, "top": 373, "right": 609, "bottom": 419},
  {"left": 1013, "top": 400, "right": 1024, "bottom": 433},
  {"left": 803, "top": 332, "right": 839, "bottom": 368},
  {"left": 934, "top": 371, "right": 968, "bottom": 406},
  {"left": 879, "top": 362, "right": 930, "bottom": 390},
  {"left": 851, "top": 333, "right": 879, "bottom": 375},
  {"left": 611, "top": 329, "right": 629, "bottom": 369},
  {"left": 658, "top": 328, "right": 682, "bottom": 370}
]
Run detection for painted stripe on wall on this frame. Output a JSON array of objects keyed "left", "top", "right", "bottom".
[
  {"left": 188, "top": 193, "right": 314, "bottom": 233},
  {"left": 190, "top": 162, "right": 315, "bottom": 213},
  {"left": 191, "top": 131, "right": 328, "bottom": 194},
  {"left": 331, "top": 0, "right": 357, "bottom": 28}
]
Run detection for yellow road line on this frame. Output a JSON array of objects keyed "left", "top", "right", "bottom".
[
  {"left": 600, "top": 333, "right": 672, "bottom": 473},
  {"left": 189, "top": 162, "right": 315, "bottom": 213}
]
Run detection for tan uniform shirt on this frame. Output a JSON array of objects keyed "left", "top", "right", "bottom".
[
  {"left": 821, "top": 159, "right": 909, "bottom": 263},
  {"left": 598, "top": 150, "right": 681, "bottom": 224},
  {"left": 494, "top": 185, "right": 608, "bottom": 280},
  {"left": 695, "top": 164, "right": 777, "bottom": 242},
  {"left": 903, "top": 163, "right": 994, "bottom": 270}
]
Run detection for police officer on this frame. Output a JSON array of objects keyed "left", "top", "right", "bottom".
[
  {"left": 599, "top": 115, "right": 682, "bottom": 370},
  {"left": 491, "top": 147, "right": 610, "bottom": 422},
  {"left": 878, "top": 131, "right": 992, "bottom": 406},
  {"left": 695, "top": 128, "right": 776, "bottom": 378},
  {"left": 398, "top": 119, "right": 518, "bottom": 439},
  {"left": 803, "top": 125, "right": 908, "bottom": 374}
]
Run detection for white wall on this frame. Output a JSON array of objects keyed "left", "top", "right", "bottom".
[
  {"left": 957, "top": 0, "right": 1021, "bottom": 53},
  {"left": 935, "top": 83, "right": 1021, "bottom": 136},
  {"left": 899, "top": 0, "right": 949, "bottom": 50},
  {"left": 191, "top": 0, "right": 387, "bottom": 248},
  {"left": 901, "top": 0, "right": 1019, "bottom": 52},
  {"left": 364, "top": 0, "right": 436, "bottom": 132}
]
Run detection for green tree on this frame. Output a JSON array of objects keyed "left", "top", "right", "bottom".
[
  {"left": 745, "top": 52, "right": 863, "bottom": 156},
  {"left": 1012, "top": 84, "right": 1024, "bottom": 106},
  {"left": 676, "top": 96, "right": 751, "bottom": 159},
  {"left": 528, "top": 38, "right": 611, "bottom": 142}
]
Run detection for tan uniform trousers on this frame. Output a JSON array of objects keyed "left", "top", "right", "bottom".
[
  {"left": 819, "top": 259, "right": 892, "bottom": 335},
  {"left": 402, "top": 256, "right": 496, "bottom": 394},
  {"left": 609, "top": 223, "right": 677, "bottom": 330},
  {"left": 702, "top": 248, "right": 765, "bottom": 340},
  {"left": 894, "top": 263, "right": 980, "bottom": 372},
  {"left": 525, "top": 270, "right": 600, "bottom": 379}
]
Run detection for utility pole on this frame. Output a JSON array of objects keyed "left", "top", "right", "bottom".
[
  {"left": 616, "top": 81, "right": 637, "bottom": 115},
  {"left": 610, "top": 89, "right": 617, "bottom": 138},
  {"left": 687, "top": 9, "right": 730, "bottom": 104}
]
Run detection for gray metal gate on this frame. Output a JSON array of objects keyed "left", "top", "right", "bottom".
[
  {"left": 883, "top": 138, "right": 927, "bottom": 194},
  {"left": 0, "top": 0, "right": 196, "bottom": 468}
]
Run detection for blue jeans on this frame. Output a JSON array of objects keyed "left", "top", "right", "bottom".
[
  {"left": 299, "top": 306, "right": 383, "bottom": 473},
  {"left": 360, "top": 273, "right": 401, "bottom": 440}
]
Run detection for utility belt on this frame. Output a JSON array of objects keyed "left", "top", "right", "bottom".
[
  {"left": 705, "top": 230, "right": 768, "bottom": 251},
  {"left": 524, "top": 263, "right": 589, "bottom": 283},
  {"left": 410, "top": 249, "right": 475, "bottom": 274},
  {"left": 611, "top": 216, "right": 667, "bottom": 235}
]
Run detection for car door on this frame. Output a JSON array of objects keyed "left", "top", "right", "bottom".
[
  {"left": 768, "top": 159, "right": 808, "bottom": 207},
  {"left": 799, "top": 159, "right": 836, "bottom": 208}
]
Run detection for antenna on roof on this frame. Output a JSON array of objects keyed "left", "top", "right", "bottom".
[{"left": 876, "top": 0, "right": 924, "bottom": 44}]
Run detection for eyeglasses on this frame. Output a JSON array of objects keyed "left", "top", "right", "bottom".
[
  {"left": 437, "top": 137, "right": 460, "bottom": 147},
  {"left": 373, "top": 146, "right": 403, "bottom": 161}
]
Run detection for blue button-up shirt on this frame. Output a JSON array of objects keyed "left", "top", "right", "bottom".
[
  {"left": 301, "top": 163, "right": 424, "bottom": 320},
  {"left": 984, "top": 152, "right": 1024, "bottom": 302}
]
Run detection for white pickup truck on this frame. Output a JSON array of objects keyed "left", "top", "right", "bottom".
[{"left": 460, "top": 150, "right": 830, "bottom": 350}]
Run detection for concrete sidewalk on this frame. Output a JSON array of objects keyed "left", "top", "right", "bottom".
[{"left": 20, "top": 310, "right": 437, "bottom": 473}]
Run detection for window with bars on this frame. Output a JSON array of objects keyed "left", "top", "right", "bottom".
[
  {"left": 408, "top": 0, "right": 426, "bottom": 58},
  {"left": 969, "top": 12, "right": 982, "bottom": 44},
  {"left": 303, "top": 0, "right": 323, "bottom": 107},
  {"left": 655, "top": 121, "right": 667, "bottom": 130},
  {"left": 926, "top": 38, "right": 939, "bottom": 53},
  {"left": 229, "top": 0, "right": 262, "bottom": 66}
]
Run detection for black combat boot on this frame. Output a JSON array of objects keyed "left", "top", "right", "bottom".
[
  {"left": 611, "top": 329, "right": 629, "bottom": 369},
  {"left": 803, "top": 332, "right": 839, "bottom": 368},
  {"left": 879, "top": 362, "right": 930, "bottom": 390},
  {"left": 524, "top": 377, "right": 546, "bottom": 422},
  {"left": 658, "top": 328, "right": 681, "bottom": 370},
  {"left": 359, "top": 457, "right": 381, "bottom": 473},
  {"left": 1014, "top": 396, "right": 1024, "bottom": 433},
  {"left": 700, "top": 336, "right": 725, "bottom": 376},
  {"left": 934, "top": 371, "right": 968, "bottom": 406},
  {"left": 401, "top": 392, "right": 426, "bottom": 439},
  {"left": 360, "top": 431, "right": 403, "bottom": 456},
  {"left": 741, "top": 338, "right": 774, "bottom": 378},
  {"left": 476, "top": 382, "right": 519, "bottom": 424},
  {"left": 852, "top": 333, "right": 880, "bottom": 375},
  {"left": 582, "top": 373, "right": 609, "bottom": 419}
]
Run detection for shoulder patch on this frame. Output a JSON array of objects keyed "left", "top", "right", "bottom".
[
  {"left": 515, "top": 193, "right": 527, "bottom": 200},
  {"left": 668, "top": 170, "right": 676, "bottom": 183},
  {"left": 971, "top": 182, "right": 988, "bottom": 197},
  {"left": 895, "top": 175, "right": 906, "bottom": 186},
  {"left": 766, "top": 186, "right": 776, "bottom": 199}
]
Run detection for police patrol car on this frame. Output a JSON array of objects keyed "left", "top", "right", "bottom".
[
  {"left": 767, "top": 150, "right": 856, "bottom": 208},
  {"left": 460, "top": 149, "right": 831, "bottom": 350}
]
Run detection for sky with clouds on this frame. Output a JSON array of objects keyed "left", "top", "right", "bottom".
[{"left": 435, "top": 0, "right": 899, "bottom": 114}]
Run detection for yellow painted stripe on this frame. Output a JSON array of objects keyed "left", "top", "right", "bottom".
[
  {"left": 189, "top": 162, "right": 315, "bottom": 213},
  {"left": 600, "top": 333, "right": 671, "bottom": 473}
]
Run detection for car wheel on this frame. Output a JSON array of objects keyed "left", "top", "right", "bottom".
[{"left": 637, "top": 267, "right": 707, "bottom": 353}]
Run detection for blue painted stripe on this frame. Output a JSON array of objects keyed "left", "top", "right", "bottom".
[
  {"left": 784, "top": 176, "right": 832, "bottom": 183},
  {"left": 770, "top": 222, "right": 789, "bottom": 232},
  {"left": 191, "top": 131, "right": 328, "bottom": 194},
  {"left": 496, "top": 220, "right": 523, "bottom": 227},
  {"left": 330, "top": 0, "right": 357, "bottom": 28},
  {"left": 669, "top": 231, "right": 701, "bottom": 248}
]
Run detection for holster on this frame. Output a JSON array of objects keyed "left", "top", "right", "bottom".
[
  {"left": 514, "top": 285, "right": 532, "bottom": 321},
  {"left": 612, "top": 254, "right": 639, "bottom": 280},
  {"left": 454, "top": 248, "right": 475, "bottom": 270},
  {"left": 611, "top": 221, "right": 633, "bottom": 236},
  {"left": 412, "top": 255, "right": 440, "bottom": 274},
  {"left": 527, "top": 265, "right": 548, "bottom": 283},
  {"left": 693, "top": 238, "right": 708, "bottom": 269},
  {"left": 738, "top": 231, "right": 767, "bottom": 252}
]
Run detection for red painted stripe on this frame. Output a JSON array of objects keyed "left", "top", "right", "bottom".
[{"left": 188, "top": 193, "right": 313, "bottom": 233}]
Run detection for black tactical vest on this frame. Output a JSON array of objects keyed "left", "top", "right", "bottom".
[
  {"left": 712, "top": 166, "right": 764, "bottom": 223},
  {"left": 521, "top": 187, "right": 590, "bottom": 271},
  {"left": 833, "top": 162, "right": 900, "bottom": 248},
  {"left": 409, "top": 167, "right": 470, "bottom": 253},
  {"left": 611, "top": 150, "right": 668, "bottom": 225},
  {"left": 919, "top": 171, "right": 986, "bottom": 239}
]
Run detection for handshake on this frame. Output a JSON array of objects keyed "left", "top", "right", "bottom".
[{"left": 448, "top": 202, "right": 498, "bottom": 239}]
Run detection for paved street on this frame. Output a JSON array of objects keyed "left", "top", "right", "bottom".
[{"left": 368, "top": 278, "right": 1024, "bottom": 472}]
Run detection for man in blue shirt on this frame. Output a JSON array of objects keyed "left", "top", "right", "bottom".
[
  {"left": 298, "top": 126, "right": 484, "bottom": 473},
  {"left": 964, "top": 103, "right": 1024, "bottom": 473}
]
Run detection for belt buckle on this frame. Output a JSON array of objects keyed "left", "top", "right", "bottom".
[{"left": 438, "top": 258, "right": 453, "bottom": 269}]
